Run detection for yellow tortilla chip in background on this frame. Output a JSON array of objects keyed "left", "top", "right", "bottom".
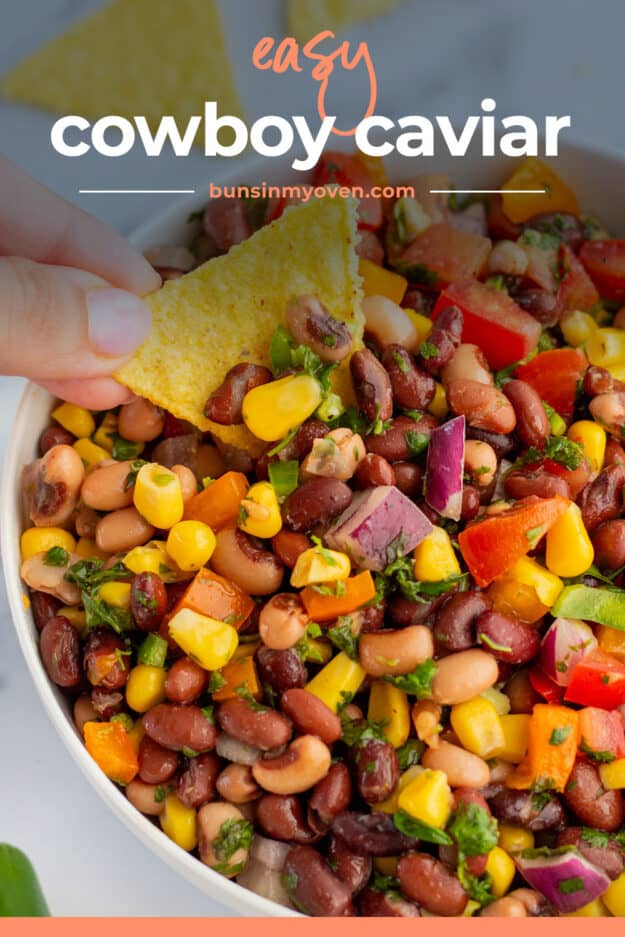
[
  {"left": 2, "top": 0, "right": 243, "bottom": 130},
  {"left": 116, "top": 198, "right": 363, "bottom": 454},
  {"left": 287, "top": 0, "right": 401, "bottom": 42}
]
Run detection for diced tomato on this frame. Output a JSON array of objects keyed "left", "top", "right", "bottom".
[
  {"left": 557, "top": 244, "right": 600, "bottom": 313},
  {"left": 399, "top": 225, "right": 491, "bottom": 290},
  {"left": 515, "top": 347, "right": 588, "bottom": 421},
  {"left": 579, "top": 240, "right": 625, "bottom": 302},
  {"left": 530, "top": 667, "right": 564, "bottom": 704},
  {"left": 578, "top": 707, "right": 625, "bottom": 760},
  {"left": 314, "top": 152, "right": 383, "bottom": 231},
  {"left": 432, "top": 279, "right": 541, "bottom": 370},
  {"left": 565, "top": 649, "right": 625, "bottom": 709}
]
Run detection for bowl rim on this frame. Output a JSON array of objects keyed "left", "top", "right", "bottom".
[{"left": 4, "top": 136, "right": 625, "bottom": 917}]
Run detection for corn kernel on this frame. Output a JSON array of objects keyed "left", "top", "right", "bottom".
[
  {"left": 242, "top": 374, "right": 322, "bottom": 442},
  {"left": 167, "top": 520, "right": 216, "bottom": 572},
  {"left": 397, "top": 769, "right": 452, "bottom": 829},
  {"left": 413, "top": 527, "right": 460, "bottom": 582},
  {"left": 126, "top": 664, "right": 167, "bottom": 713},
  {"left": 73, "top": 437, "right": 110, "bottom": 469},
  {"left": 305, "top": 651, "right": 366, "bottom": 712},
  {"left": 58, "top": 606, "right": 87, "bottom": 631},
  {"left": 560, "top": 310, "right": 597, "bottom": 348},
  {"left": 20, "top": 526, "right": 76, "bottom": 562},
  {"left": 546, "top": 501, "right": 594, "bottom": 577},
  {"left": 427, "top": 382, "right": 448, "bottom": 419},
  {"left": 368, "top": 682, "right": 410, "bottom": 749},
  {"left": 169, "top": 608, "right": 238, "bottom": 670},
  {"left": 360, "top": 258, "right": 407, "bottom": 305},
  {"left": 567, "top": 900, "right": 609, "bottom": 917},
  {"left": 498, "top": 824, "right": 534, "bottom": 853},
  {"left": 75, "top": 537, "right": 108, "bottom": 560},
  {"left": 52, "top": 402, "right": 95, "bottom": 439},
  {"left": 92, "top": 411, "right": 118, "bottom": 452},
  {"left": 291, "top": 545, "right": 351, "bottom": 588},
  {"left": 99, "top": 581, "right": 131, "bottom": 609},
  {"left": 404, "top": 309, "right": 433, "bottom": 345},
  {"left": 481, "top": 687, "right": 511, "bottom": 716},
  {"left": 497, "top": 714, "right": 531, "bottom": 764},
  {"left": 160, "top": 793, "right": 198, "bottom": 851},
  {"left": 599, "top": 757, "right": 625, "bottom": 790},
  {"left": 237, "top": 482, "right": 282, "bottom": 539},
  {"left": 568, "top": 420, "right": 606, "bottom": 474},
  {"left": 124, "top": 541, "right": 169, "bottom": 576},
  {"left": 485, "top": 846, "right": 516, "bottom": 897},
  {"left": 603, "top": 871, "right": 625, "bottom": 916},
  {"left": 505, "top": 556, "right": 564, "bottom": 609},
  {"left": 451, "top": 697, "right": 505, "bottom": 759},
  {"left": 586, "top": 328, "right": 625, "bottom": 367},
  {"left": 134, "top": 463, "right": 184, "bottom": 530}
]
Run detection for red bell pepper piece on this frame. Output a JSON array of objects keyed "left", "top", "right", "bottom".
[
  {"left": 565, "top": 649, "right": 625, "bottom": 709},
  {"left": 432, "top": 279, "right": 541, "bottom": 369},
  {"left": 530, "top": 667, "right": 564, "bottom": 704},
  {"left": 313, "top": 152, "right": 383, "bottom": 231},
  {"left": 515, "top": 347, "right": 588, "bottom": 421},
  {"left": 578, "top": 707, "right": 625, "bottom": 761},
  {"left": 458, "top": 495, "right": 570, "bottom": 587},
  {"left": 557, "top": 244, "right": 600, "bottom": 314},
  {"left": 398, "top": 226, "right": 491, "bottom": 290},
  {"left": 579, "top": 240, "right": 625, "bottom": 302}
]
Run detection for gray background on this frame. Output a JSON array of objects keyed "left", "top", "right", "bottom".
[{"left": 0, "top": 0, "right": 623, "bottom": 916}]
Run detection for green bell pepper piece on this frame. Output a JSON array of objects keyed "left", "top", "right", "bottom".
[
  {"left": 0, "top": 844, "right": 49, "bottom": 917},
  {"left": 551, "top": 584, "right": 625, "bottom": 630}
]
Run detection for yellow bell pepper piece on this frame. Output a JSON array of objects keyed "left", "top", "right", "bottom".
[
  {"left": 597, "top": 625, "right": 625, "bottom": 663},
  {"left": 20, "top": 527, "right": 76, "bottom": 561},
  {"left": 134, "top": 463, "right": 184, "bottom": 530},
  {"left": 92, "top": 411, "right": 118, "bottom": 452},
  {"left": 413, "top": 527, "right": 460, "bottom": 582},
  {"left": 497, "top": 714, "right": 531, "bottom": 764},
  {"left": 75, "top": 537, "right": 108, "bottom": 560},
  {"left": 599, "top": 758, "right": 625, "bottom": 790},
  {"left": 98, "top": 581, "right": 131, "bottom": 609},
  {"left": 427, "top": 382, "right": 448, "bottom": 420},
  {"left": 58, "top": 606, "right": 86, "bottom": 631},
  {"left": 368, "top": 682, "right": 410, "bottom": 749},
  {"left": 160, "top": 794, "right": 198, "bottom": 851},
  {"left": 608, "top": 363, "right": 625, "bottom": 383},
  {"left": 567, "top": 900, "right": 609, "bottom": 917},
  {"left": 485, "top": 847, "right": 516, "bottom": 898},
  {"left": 305, "top": 651, "right": 366, "bottom": 712},
  {"left": 545, "top": 502, "right": 594, "bottom": 577},
  {"left": 586, "top": 328, "right": 625, "bottom": 367},
  {"left": 404, "top": 309, "right": 433, "bottom": 345},
  {"left": 359, "top": 258, "right": 407, "bottom": 305},
  {"left": 488, "top": 556, "right": 563, "bottom": 623},
  {"left": 603, "top": 871, "right": 625, "bottom": 916},
  {"left": 501, "top": 157, "right": 579, "bottom": 223},
  {"left": 568, "top": 420, "right": 606, "bottom": 474},
  {"left": 291, "top": 544, "right": 351, "bottom": 588},
  {"left": 560, "top": 310, "right": 597, "bottom": 348},
  {"left": 167, "top": 520, "right": 216, "bottom": 572},
  {"left": 237, "top": 481, "right": 282, "bottom": 539},
  {"left": 498, "top": 824, "right": 534, "bottom": 854},
  {"left": 397, "top": 769, "right": 452, "bottom": 829},
  {"left": 126, "top": 664, "right": 167, "bottom": 713},
  {"left": 168, "top": 608, "right": 238, "bottom": 670},
  {"left": 242, "top": 374, "right": 322, "bottom": 442},
  {"left": 52, "top": 402, "right": 95, "bottom": 439},
  {"left": 73, "top": 438, "right": 110, "bottom": 469},
  {"left": 374, "top": 765, "right": 424, "bottom": 815},
  {"left": 451, "top": 697, "right": 505, "bottom": 759}
]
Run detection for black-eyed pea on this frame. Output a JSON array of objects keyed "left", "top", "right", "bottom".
[
  {"left": 252, "top": 735, "right": 331, "bottom": 795},
  {"left": 464, "top": 439, "right": 497, "bottom": 487},
  {"left": 259, "top": 593, "right": 309, "bottom": 650},
  {"left": 359, "top": 626, "right": 433, "bottom": 677},
  {"left": 197, "top": 802, "right": 251, "bottom": 876},
  {"left": 171, "top": 464, "right": 198, "bottom": 502},
  {"left": 126, "top": 778, "right": 166, "bottom": 816},
  {"left": 216, "top": 764, "right": 261, "bottom": 804},
  {"left": 422, "top": 741, "right": 490, "bottom": 789},
  {"left": 430, "top": 650, "right": 499, "bottom": 705}
]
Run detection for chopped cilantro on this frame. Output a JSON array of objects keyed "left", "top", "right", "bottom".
[
  {"left": 396, "top": 738, "right": 425, "bottom": 771},
  {"left": 109, "top": 433, "right": 142, "bottom": 461},
  {"left": 268, "top": 460, "right": 299, "bottom": 500},
  {"left": 549, "top": 726, "right": 572, "bottom": 746},
  {"left": 457, "top": 862, "right": 494, "bottom": 906},
  {"left": 558, "top": 876, "right": 585, "bottom": 895},
  {"left": 418, "top": 340, "right": 438, "bottom": 360},
  {"left": 515, "top": 436, "right": 584, "bottom": 472},
  {"left": 213, "top": 818, "right": 254, "bottom": 863},
  {"left": 182, "top": 747, "right": 199, "bottom": 758},
  {"left": 201, "top": 706, "right": 215, "bottom": 725},
  {"left": 154, "top": 783, "right": 175, "bottom": 804},
  {"left": 479, "top": 633, "right": 512, "bottom": 655},
  {"left": 370, "top": 872, "right": 402, "bottom": 901},
  {"left": 449, "top": 802, "right": 498, "bottom": 857},
  {"left": 391, "top": 350, "right": 410, "bottom": 373},
  {"left": 235, "top": 684, "right": 266, "bottom": 712},
  {"left": 340, "top": 714, "right": 388, "bottom": 747},
  {"left": 579, "top": 738, "right": 616, "bottom": 763},
  {"left": 124, "top": 459, "right": 148, "bottom": 490},
  {"left": 208, "top": 672, "right": 227, "bottom": 693},
  {"left": 395, "top": 261, "right": 441, "bottom": 288},
  {"left": 383, "top": 659, "right": 437, "bottom": 699},
  {"left": 43, "top": 545, "right": 69, "bottom": 567},
  {"left": 580, "top": 828, "right": 610, "bottom": 848},
  {"left": 295, "top": 621, "right": 324, "bottom": 662},
  {"left": 404, "top": 430, "right": 429, "bottom": 458},
  {"left": 393, "top": 809, "right": 452, "bottom": 845},
  {"left": 519, "top": 228, "right": 561, "bottom": 251},
  {"left": 525, "top": 525, "right": 545, "bottom": 549},
  {"left": 327, "top": 617, "right": 359, "bottom": 660}
]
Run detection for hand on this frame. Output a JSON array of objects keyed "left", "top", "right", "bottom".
[{"left": 0, "top": 156, "right": 160, "bottom": 409}]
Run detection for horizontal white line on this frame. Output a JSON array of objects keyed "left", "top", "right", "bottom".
[
  {"left": 430, "top": 189, "right": 546, "bottom": 194},
  {"left": 79, "top": 189, "right": 196, "bottom": 194}
]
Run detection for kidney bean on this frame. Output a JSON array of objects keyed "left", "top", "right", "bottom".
[
  {"left": 164, "top": 658, "right": 207, "bottom": 704},
  {"left": 217, "top": 697, "right": 291, "bottom": 751},
  {"left": 328, "top": 836, "right": 372, "bottom": 896},
  {"left": 350, "top": 348, "right": 394, "bottom": 423},
  {"left": 579, "top": 463, "right": 625, "bottom": 532},
  {"left": 505, "top": 669, "right": 540, "bottom": 714},
  {"left": 138, "top": 736, "right": 179, "bottom": 784},
  {"left": 211, "top": 526, "right": 285, "bottom": 596},
  {"left": 466, "top": 426, "right": 515, "bottom": 459},
  {"left": 442, "top": 343, "right": 493, "bottom": 387},
  {"left": 392, "top": 461, "right": 423, "bottom": 497},
  {"left": 276, "top": 419, "right": 328, "bottom": 461},
  {"left": 286, "top": 295, "right": 353, "bottom": 363},
  {"left": 283, "top": 845, "right": 352, "bottom": 917},
  {"left": 83, "top": 628, "right": 129, "bottom": 690},
  {"left": 256, "top": 794, "right": 317, "bottom": 843},
  {"left": 39, "top": 425, "right": 75, "bottom": 454},
  {"left": 592, "top": 520, "right": 625, "bottom": 571},
  {"left": 389, "top": 593, "right": 444, "bottom": 626},
  {"left": 475, "top": 610, "right": 540, "bottom": 664},
  {"left": 270, "top": 530, "right": 310, "bottom": 569},
  {"left": 605, "top": 438, "right": 625, "bottom": 467},
  {"left": 382, "top": 345, "right": 436, "bottom": 409},
  {"left": 525, "top": 211, "right": 585, "bottom": 252},
  {"left": 353, "top": 738, "right": 399, "bottom": 805},
  {"left": 397, "top": 853, "right": 467, "bottom": 916},
  {"left": 584, "top": 365, "right": 625, "bottom": 398},
  {"left": 39, "top": 615, "right": 81, "bottom": 688},
  {"left": 431, "top": 649, "right": 499, "bottom": 705},
  {"left": 151, "top": 433, "right": 200, "bottom": 473},
  {"left": 456, "top": 488, "right": 478, "bottom": 525},
  {"left": 504, "top": 468, "right": 571, "bottom": 501},
  {"left": 564, "top": 760, "right": 624, "bottom": 831},
  {"left": 447, "top": 380, "right": 516, "bottom": 434},
  {"left": 255, "top": 646, "right": 307, "bottom": 694},
  {"left": 503, "top": 380, "right": 550, "bottom": 449},
  {"left": 204, "top": 363, "right": 272, "bottom": 425},
  {"left": 30, "top": 445, "right": 84, "bottom": 528},
  {"left": 308, "top": 763, "right": 352, "bottom": 833},
  {"left": 433, "top": 590, "right": 489, "bottom": 652},
  {"left": 557, "top": 827, "right": 625, "bottom": 880},
  {"left": 129, "top": 572, "right": 167, "bottom": 632},
  {"left": 142, "top": 703, "right": 217, "bottom": 753},
  {"left": 490, "top": 789, "right": 566, "bottom": 831},
  {"left": 281, "top": 689, "right": 341, "bottom": 745},
  {"left": 513, "top": 288, "right": 559, "bottom": 326},
  {"left": 90, "top": 687, "right": 124, "bottom": 719},
  {"left": 282, "top": 477, "right": 352, "bottom": 533},
  {"left": 30, "top": 590, "right": 61, "bottom": 632},
  {"left": 360, "top": 604, "right": 385, "bottom": 633},
  {"left": 216, "top": 763, "right": 260, "bottom": 804},
  {"left": 358, "top": 889, "right": 420, "bottom": 917},
  {"left": 365, "top": 414, "right": 437, "bottom": 463},
  {"left": 353, "top": 453, "right": 396, "bottom": 490},
  {"left": 417, "top": 305, "right": 463, "bottom": 374},
  {"left": 332, "top": 812, "right": 419, "bottom": 856}
]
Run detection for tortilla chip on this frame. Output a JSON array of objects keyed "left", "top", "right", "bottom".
[
  {"left": 2, "top": 0, "right": 242, "bottom": 132},
  {"left": 287, "top": 0, "right": 401, "bottom": 42},
  {"left": 116, "top": 198, "right": 363, "bottom": 454}
]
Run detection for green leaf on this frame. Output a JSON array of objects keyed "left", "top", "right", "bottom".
[
  {"left": 418, "top": 340, "right": 438, "bottom": 360},
  {"left": 340, "top": 714, "right": 388, "bottom": 747},
  {"left": 404, "top": 431, "right": 429, "bottom": 459},
  {"left": 393, "top": 810, "right": 452, "bottom": 845},
  {"left": 207, "top": 672, "right": 227, "bottom": 693},
  {"left": 395, "top": 261, "right": 441, "bottom": 288},
  {"left": 558, "top": 876, "right": 585, "bottom": 895},
  {"left": 580, "top": 828, "right": 610, "bottom": 848},
  {"left": 514, "top": 435, "right": 584, "bottom": 472},
  {"left": 43, "top": 546, "right": 69, "bottom": 567},
  {"left": 235, "top": 684, "right": 266, "bottom": 712},
  {"left": 457, "top": 862, "right": 494, "bottom": 906},
  {"left": 213, "top": 818, "right": 254, "bottom": 863},
  {"left": 82, "top": 592, "right": 131, "bottom": 635},
  {"left": 579, "top": 738, "right": 616, "bottom": 763},
  {"left": 383, "top": 659, "right": 437, "bottom": 698},
  {"left": 449, "top": 802, "right": 498, "bottom": 857},
  {"left": 327, "top": 616, "right": 359, "bottom": 660},
  {"left": 269, "top": 325, "right": 294, "bottom": 375},
  {"left": 109, "top": 433, "right": 143, "bottom": 461},
  {"left": 396, "top": 739, "right": 425, "bottom": 771},
  {"left": 549, "top": 726, "right": 572, "bottom": 746},
  {"left": 124, "top": 459, "right": 148, "bottom": 490}
]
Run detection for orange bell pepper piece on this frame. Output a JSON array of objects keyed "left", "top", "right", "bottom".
[
  {"left": 169, "top": 567, "right": 254, "bottom": 631},
  {"left": 458, "top": 496, "right": 570, "bottom": 587},
  {"left": 300, "top": 571, "right": 376, "bottom": 621},
  {"left": 501, "top": 157, "right": 580, "bottom": 224},
  {"left": 212, "top": 653, "right": 261, "bottom": 702},
  {"left": 84, "top": 721, "right": 139, "bottom": 785},
  {"left": 183, "top": 471, "right": 248, "bottom": 529},
  {"left": 506, "top": 704, "right": 579, "bottom": 793}
]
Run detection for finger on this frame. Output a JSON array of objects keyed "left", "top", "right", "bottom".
[
  {"left": 0, "top": 257, "right": 151, "bottom": 380},
  {"left": 38, "top": 378, "right": 134, "bottom": 410},
  {"left": 0, "top": 155, "right": 161, "bottom": 296}
]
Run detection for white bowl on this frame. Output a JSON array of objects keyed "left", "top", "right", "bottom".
[{"left": 3, "top": 140, "right": 625, "bottom": 917}]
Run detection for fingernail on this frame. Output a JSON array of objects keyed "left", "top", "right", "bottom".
[{"left": 87, "top": 288, "right": 152, "bottom": 356}]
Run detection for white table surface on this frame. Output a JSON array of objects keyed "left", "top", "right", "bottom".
[{"left": 1, "top": 0, "right": 624, "bottom": 917}]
